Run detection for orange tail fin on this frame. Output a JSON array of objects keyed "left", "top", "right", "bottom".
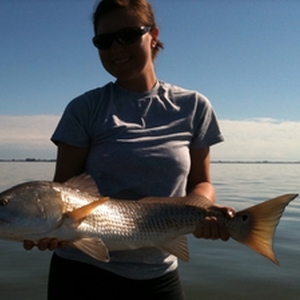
[{"left": 232, "top": 194, "right": 298, "bottom": 264}]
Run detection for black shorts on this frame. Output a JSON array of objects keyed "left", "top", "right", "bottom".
[{"left": 48, "top": 253, "right": 186, "bottom": 300}]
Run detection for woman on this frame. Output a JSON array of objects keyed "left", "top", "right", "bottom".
[{"left": 24, "top": 0, "right": 234, "bottom": 299}]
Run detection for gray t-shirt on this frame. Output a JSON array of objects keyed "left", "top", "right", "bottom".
[{"left": 51, "top": 80, "right": 223, "bottom": 279}]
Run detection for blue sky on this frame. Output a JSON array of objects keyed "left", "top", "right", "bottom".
[{"left": 0, "top": 0, "right": 300, "bottom": 160}]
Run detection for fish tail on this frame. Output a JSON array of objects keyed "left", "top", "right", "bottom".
[{"left": 231, "top": 194, "right": 298, "bottom": 264}]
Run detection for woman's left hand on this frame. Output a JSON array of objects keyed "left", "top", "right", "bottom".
[{"left": 193, "top": 205, "right": 236, "bottom": 241}]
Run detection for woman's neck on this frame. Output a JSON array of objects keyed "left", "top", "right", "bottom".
[{"left": 116, "top": 68, "right": 157, "bottom": 92}]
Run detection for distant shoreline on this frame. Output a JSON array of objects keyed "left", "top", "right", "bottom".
[
  {"left": 0, "top": 159, "right": 56, "bottom": 162},
  {"left": 0, "top": 159, "right": 299, "bottom": 164},
  {"left": 211, "top": 161, "right": 300, "bottom": 164}
]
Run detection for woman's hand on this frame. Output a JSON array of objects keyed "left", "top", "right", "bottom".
[
  {"left": 193, "top": 205, "right": 236, "bottom": 241},
  {"left": 23, "top": 238, "right": 68, "bottom": 251}
]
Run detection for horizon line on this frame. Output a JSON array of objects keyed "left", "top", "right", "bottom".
[{"left": 0, "top": 158, "right": 299, "bottom": 164}]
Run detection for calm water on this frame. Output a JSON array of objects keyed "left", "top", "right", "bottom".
[{"left": 0, "top": 162, "right": 299, "bottom": 300}]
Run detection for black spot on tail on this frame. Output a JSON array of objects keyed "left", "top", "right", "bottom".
[{"left": 242, "top": 214, "right": 249, "bottom": 222}]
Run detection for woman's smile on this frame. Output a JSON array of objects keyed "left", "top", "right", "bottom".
[{"left": 112, "top": 56, "right": 132, "bottom": 65}]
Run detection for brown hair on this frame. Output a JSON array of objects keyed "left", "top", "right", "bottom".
[{"left": 92, "top": 0, "right": 164, "bottom": 60}]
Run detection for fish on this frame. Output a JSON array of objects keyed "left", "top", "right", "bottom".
[{"left": 0, "top": 174, "right": 297, "bottom": 264}]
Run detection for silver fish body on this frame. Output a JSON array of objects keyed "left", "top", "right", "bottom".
[
  {"left": 79, "top": 197, "right": 204, "bottom": 252},
  {"left": 0, "top": 174, "right": 297, "bottom": 264}
]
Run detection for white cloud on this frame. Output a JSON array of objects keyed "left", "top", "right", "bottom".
[
  {"left": 211, "top": 118, "right": 300, "bottom": 162},
  {"left": 0, "top": 115, "right": 299, "bottom": 161},
  {"left": 0, "top": 115, "right": 60, "bottom": 159}
]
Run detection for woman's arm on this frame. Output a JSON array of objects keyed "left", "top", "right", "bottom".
[
  {"left": 187, "top": 147, "right": 235, "bottom": 241},
  {"left": 53, "top": 142, "right": 89, "bottom": 183}
]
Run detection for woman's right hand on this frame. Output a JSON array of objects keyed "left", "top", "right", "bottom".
[{"left": 23, "top": 238, "right": 68, "bottom": 251}]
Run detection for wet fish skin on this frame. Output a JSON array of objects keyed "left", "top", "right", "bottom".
[{"left": 0, "top": 174, "right": 297, "bottom": 264}]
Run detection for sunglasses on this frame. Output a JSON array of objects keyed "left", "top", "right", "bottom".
[{"left": 92, "top": 26, "right": 153, "bottom": 50}]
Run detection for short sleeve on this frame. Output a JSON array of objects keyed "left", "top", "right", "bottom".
[
  {"left": 51, "top": 95, "right": 91, "bottom": 148},
  {"left": 190, "top": 93, "right": 224, "bottom": 148}
]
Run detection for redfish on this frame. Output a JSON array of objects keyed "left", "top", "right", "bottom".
[{"left": 0, "top": 174, "right": 297, "bottom": 264}]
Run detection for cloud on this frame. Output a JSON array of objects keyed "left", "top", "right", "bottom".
[
  {"left": 0, "top": 115, "right": 299, "bottom": 161},
  {"left": 211, "top": 118, "right": 300, "bottom": 161},
  {"left": 0, "top": 115, "right": 60, "bottom": 159}
]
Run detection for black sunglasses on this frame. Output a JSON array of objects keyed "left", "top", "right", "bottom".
[{"left": 92, "top": 26, "right": 153, "bottom": 50}]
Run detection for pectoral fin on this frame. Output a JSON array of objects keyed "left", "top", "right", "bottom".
[
  {"left": 64, "top": 173, "right": 101, "bottom": 197},
  {"left": 66, "top": 197, "right": 109, "bottom": 225},
  {"left": 71, "top": 237, "right": 110, "bottom": 262},
  {"left": 161, "top": 235, "right": 190, "bottom": 262}
]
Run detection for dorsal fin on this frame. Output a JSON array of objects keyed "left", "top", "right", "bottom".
[
  {"left": 138, "top": 195, "right": 212, "bottom": 210},
  {"left": 184, "top": 194, "right": 213, "bottom": 209},
  {"left": 64, "top": 173, "right": 101, "bottom": 197},
  {"left": 138, "top": 196, "right": 185, "bottom": 204}
]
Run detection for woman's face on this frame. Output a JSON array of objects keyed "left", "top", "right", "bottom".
[{"left": 95, "top": 8, "right": 159, "bottom": 90}]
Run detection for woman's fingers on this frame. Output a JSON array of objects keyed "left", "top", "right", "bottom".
[{"left": 23, "top": 238, "right": 68, "bottom": 251}]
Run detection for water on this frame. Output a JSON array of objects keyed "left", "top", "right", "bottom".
[{"left": 0, "top": 162, "right": 299, "bottom": 300}]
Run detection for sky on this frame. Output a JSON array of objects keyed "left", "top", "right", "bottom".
[{"left": 0, "top": 0, "right": 300, "bottom": 161}]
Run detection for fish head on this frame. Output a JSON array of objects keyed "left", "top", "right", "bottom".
[{"left": 0, "top": 181, "right": 63, "bottom": 240}]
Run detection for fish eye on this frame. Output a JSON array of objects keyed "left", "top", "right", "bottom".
[{"left": 0, "top": 198, "right": 9, "bottom": 206}]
